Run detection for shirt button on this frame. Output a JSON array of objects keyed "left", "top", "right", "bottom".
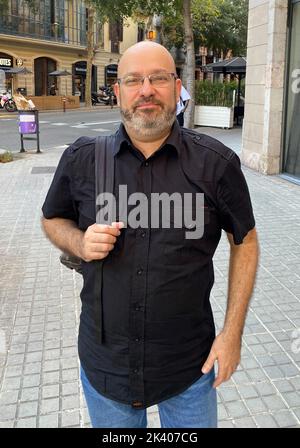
[
  {"left": 145, "top": 162, "right": 149, "bottom": 167},
  {"left": 134, "top": 337, "right": 141, "bottom": 342},
  {"left": 134, "top": 304, "right": 141, "bottom": 311},
  {"left": 141, "top": 231, "right": 146, "bottom": 238},
  {"left": 137, "top": 268, "right": 143, "bottom": 275},
  {"left": 133, "top": 368, "right": 139, "bottom": 373}
]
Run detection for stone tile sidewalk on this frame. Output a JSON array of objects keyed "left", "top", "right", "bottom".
[{"left": 0, "top": 128, "right": 299, "bottom": 428}]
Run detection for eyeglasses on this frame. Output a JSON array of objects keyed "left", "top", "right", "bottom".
[{"left": 117, "top": 72, "right": 178, "bottom": 89}]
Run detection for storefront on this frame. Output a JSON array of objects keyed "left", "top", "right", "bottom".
[
  {"left": 72, "top": 61, "right": 97, "bottom": 102},
  {"left": 105, "top": 64, "right": 118, "bottom": 87},
  {"left": 283, "top": 0, "right": 300, "bottom": 180},
  {"left": 0, "top": 53, "right": 14, "bottom": 93}
]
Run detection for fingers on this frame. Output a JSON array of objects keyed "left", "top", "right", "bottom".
[
  {"left": 81, "top": 222, "right": 125, "bottom": 262},
  {"left": 111, "top": 221, "right": 125, "bottom": 230},
  {"left": 213, "top": 364, "right": 236, "bottom": 388},
  {"left": 202, "top": 351, "right": 217, "bottom": 375},
  {"left": 213, "top": 364, "right": 229, "bottom": 388},
  {"left": 90, "top": 222, "right": 125, "bottom": 236},
  {"left": 89, "top": 242, "right": 115, "bottom": 252},
  {"left": 202, "top": 348, "right": 240, "bottom": 388},
  {"left": 85, "top": 251, "right": 110, "bottom": 261}
]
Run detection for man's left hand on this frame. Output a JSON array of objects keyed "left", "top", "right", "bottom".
[{"left": 201, "top": 331, "right": 241, "bottom": 388}]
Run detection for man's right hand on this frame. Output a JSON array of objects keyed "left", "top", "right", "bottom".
[{"left": 79, "top": 222, "right": 124, "bottom": 262}]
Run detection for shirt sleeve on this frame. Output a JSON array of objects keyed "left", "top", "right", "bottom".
[
  {"left": 216, "top": 152, "right": 255, "bottom": 244},
  {"left": 42, "top": 146, "right": 78, "bottom": 222}
]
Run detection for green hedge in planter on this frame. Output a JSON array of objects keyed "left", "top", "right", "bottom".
[{"left": 195, "top": 80, "right": 239, "bottom": 108}]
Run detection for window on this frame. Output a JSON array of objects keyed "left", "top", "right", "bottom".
[
  {"left": 109, "top": 18, "right": 123, "bottom": 53},
  {"left": 283, "top": 0, "right": 300, "bottom": 178}
]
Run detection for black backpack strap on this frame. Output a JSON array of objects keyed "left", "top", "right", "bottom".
[{"left": 93, "top": 135, "right": 115, "bottom": 344}]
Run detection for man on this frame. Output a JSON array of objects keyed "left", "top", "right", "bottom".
[
  {"left": 176, "top": 85, "right": 191, "bottom": 126},
  {"left": 41, "top": 41, "right": 259, "bottom": 428}
]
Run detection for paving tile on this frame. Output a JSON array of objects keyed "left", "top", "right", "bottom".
[
  {"left": 38, "top": 414, "right": 59, "bottom": 428},
  {"left": 254, "top": 413, "right": 279, "bottom": 428},
  {"left": 18, "top": 402, "right": 38, "bottom": 418},
  {"left": 234, "top": 417, "right": 256, "bottom": 428},
  {"left": 273, "top": 410, "right": 299, "bottom": 428},
  {"left": 16, "top": 417, "right": 37, "bottom": 428},
  {"left": 40, "top": 398, "right": 60, "bottom": 414},
  {"left": 218, "top": 420, "right": 235, "bottom": 428},
  {"left": 225, "top": 401, "right": 250, "bottom": 419},
  {"left": 20, "top": 387, "right": 40, "bottom": 402},
  {"left": 61, "top": 411, "right": 80, "bottom": 428},
  {"left": 263, "top": 395, "right": 288, "bottom": 412},
  {"left": 42, "top": 384, "right": 60, "bottom": 399}
]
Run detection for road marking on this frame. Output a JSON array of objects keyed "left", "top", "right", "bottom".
[
  {"left": 39, "top": 120, "right": 50, "bottom": 124},
  {"left": 91, "top": 128, "right": 110, "bottom": 132},
  {"left": 51, "top": 123, "right": 68, "bottom": 126},
  {"left": 71, "top": 120, "right": 120, "bottom": 128}
]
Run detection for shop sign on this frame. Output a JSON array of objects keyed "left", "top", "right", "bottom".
[{"left": 0, "top": 58, "right": 12, "bottom": 68}]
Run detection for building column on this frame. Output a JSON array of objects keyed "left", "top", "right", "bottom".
[{"left": 241, "top": 0, "right": 288, "bottom": 174}]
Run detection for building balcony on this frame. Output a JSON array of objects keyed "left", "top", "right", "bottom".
[{"left": 0, "top": 14, "right": 89, "bottom": 48}]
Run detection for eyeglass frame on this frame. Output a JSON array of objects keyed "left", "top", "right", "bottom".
[{"left": 117, "top": 72, "right": 178, "bottom": 88}]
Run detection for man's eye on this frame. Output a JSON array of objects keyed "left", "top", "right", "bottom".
[
  {"left": 152, "top": 74, "right": 169, "bottom": 83},
  {"left": 125, "top": 77, "right": 140, "bottom": 85}
]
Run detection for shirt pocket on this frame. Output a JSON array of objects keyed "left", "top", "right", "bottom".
[{"left": 162, "top": 206, "right": 211, "bottom": 265}]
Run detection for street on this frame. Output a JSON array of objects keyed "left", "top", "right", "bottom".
[{"left": 0, "top": 108, "right": 121, "bottom": 153}]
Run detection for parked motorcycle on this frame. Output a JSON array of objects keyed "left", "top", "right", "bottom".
[
  {"left": 102, "top": 85, "right": 117, "bottom": 107},
  {"left": 91, "top": 85, "right": 117, "bottom": 108},
  {"left": 91, "top": 90, "right": 110, "bottom": 106},
  {"left": 0, "top": 91, "right": 17, "bottom": 112}
]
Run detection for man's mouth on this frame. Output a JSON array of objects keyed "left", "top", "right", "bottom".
[{"left": 135, "top": 102, "right": 161, "bottom": 111}]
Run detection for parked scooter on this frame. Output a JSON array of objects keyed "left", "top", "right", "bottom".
[
  {"left": 104, "top": 85, "right": 117, "bottom": 108},
  {"left": 0, "top": 91, "right": 17, "bottom": 112},
  {"left": 92, "top": 91, "right": 109, "bottom": 106}
]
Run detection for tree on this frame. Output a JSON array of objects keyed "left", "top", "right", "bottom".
[
  {"left": 162, "top": 0, "right": 248, "bottom": 56},
  {"left": 85, "top": 3, "right": 96, "bottom": 109},
  {"left": 182, "top": 0, "right": 195, "bottom": 128},
  {"left": 202, "top": 0, "right": 248, "bottom": 56}
]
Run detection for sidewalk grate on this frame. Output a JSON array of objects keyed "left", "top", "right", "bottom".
[{"left": 31, "top": 167, "right": 57, "bottom": 174}]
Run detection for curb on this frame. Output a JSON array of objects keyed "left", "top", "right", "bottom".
[{"left": 0, "top": 105, "right": 119, "bottom": 116}]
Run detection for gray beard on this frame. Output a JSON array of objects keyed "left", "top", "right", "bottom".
[{"left": 120, "top": 103, "right": 177, "bottom": 138}]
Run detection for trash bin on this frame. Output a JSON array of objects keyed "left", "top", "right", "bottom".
[
  {"left": 18, "top": 109, "right": 38, "bottom": 134},
  {"left": 18, "top": 109, "right": 40, "bottom": 153}
]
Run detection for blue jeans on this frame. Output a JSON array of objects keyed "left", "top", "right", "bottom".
[{"left": 80, "top": 366, "right": 217, "bottom": 428}]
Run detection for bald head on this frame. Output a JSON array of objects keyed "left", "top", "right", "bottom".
[{"left": 118, "top": 41, "right": 176, "bottom": 78}]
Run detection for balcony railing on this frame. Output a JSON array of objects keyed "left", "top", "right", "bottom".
[{"left": 0, "top": 14, "right": 95, "bottom": 47}]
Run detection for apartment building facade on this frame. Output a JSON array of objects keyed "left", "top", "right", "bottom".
[{"left": 0, "top": 0, "right": 143, "bottom": 101}]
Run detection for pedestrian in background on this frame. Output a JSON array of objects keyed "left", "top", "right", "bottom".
[{"left": 176, "top": 85, "right": 191, "bottom": 126}]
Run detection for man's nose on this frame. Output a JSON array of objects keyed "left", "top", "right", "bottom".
[{"left": 139, "top": 77, "right": 156, "bottom": 97}]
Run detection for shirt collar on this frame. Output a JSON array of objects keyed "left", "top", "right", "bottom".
[{"left": 113, "top": 120, "right": 182, "bottom": 157}]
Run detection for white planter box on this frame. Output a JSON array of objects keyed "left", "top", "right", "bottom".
[{"left": 194, "top": 105, "right": 234, "bottom": 129}]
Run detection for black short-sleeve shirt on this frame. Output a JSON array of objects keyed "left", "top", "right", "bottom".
[{"left": 42, "top": 121, "right": 255, "bottom": 409}]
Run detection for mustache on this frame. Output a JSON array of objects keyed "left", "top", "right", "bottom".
[{"left": 133, "top": 98, "right": 164, "bottom": 110}]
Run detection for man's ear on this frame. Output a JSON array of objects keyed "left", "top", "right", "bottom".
[
  {"left": 114, "top": 82, "right": 120, "bottom": 106},
  {"left": 176, "top": 78, "right": 182, "bottom": 103}
]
